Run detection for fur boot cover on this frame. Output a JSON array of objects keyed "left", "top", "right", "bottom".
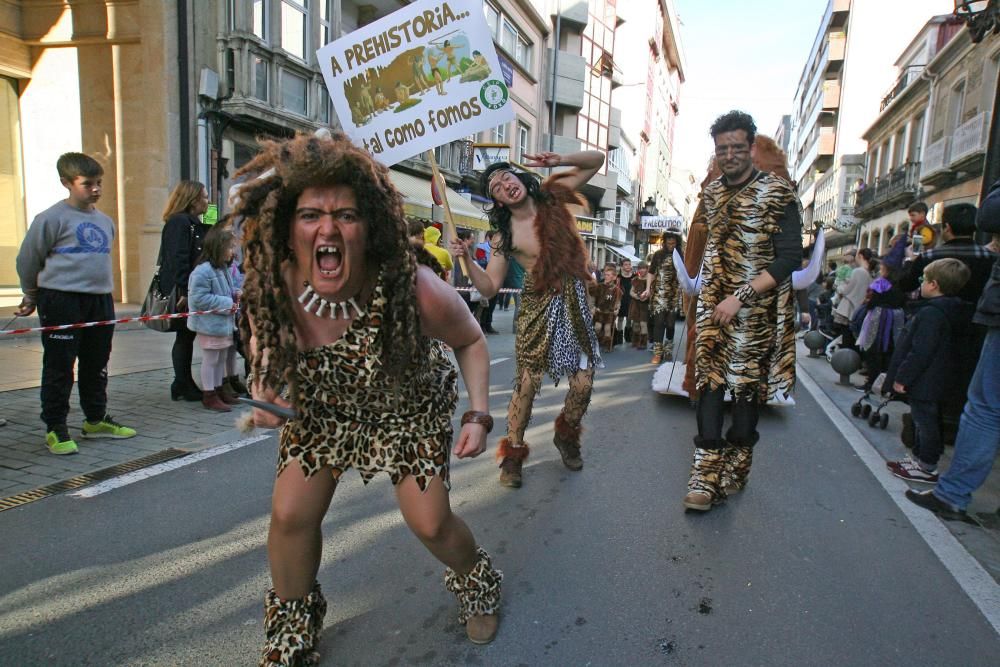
[
  {"left": 496, "top": 436, "right": 530, "bottom": 465},
  {"left": 553, "top": 413, "right": 582, "bottom": 447}
]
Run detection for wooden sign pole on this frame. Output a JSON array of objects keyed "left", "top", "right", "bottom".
[{"left": 425, "top": 149, "right": 469, "bottom": 276}]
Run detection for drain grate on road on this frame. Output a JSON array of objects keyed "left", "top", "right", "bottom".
[{"left": 0, "top": 448, "right": 189, "bottom": 512}]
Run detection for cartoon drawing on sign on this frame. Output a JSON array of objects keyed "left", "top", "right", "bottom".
[
  {"left": 342, "top": 31, "right": 488, "bottom": 114},
  {"left": 460, "top": 50, "right": 492, "bottom": 82}
]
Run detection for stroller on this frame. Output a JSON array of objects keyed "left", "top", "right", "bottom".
[{"left": 850, "top": 372, "right": 901, "bottom": 429}]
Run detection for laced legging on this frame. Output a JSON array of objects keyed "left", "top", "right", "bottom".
[{"left": 506, "top": 366, "right": 595, "bottom": 445}]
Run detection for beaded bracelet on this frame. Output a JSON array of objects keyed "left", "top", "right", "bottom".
[
  {"left": 461, "top": 410, "right": 494, "bottom": 433},
  {"left": 733, "top": 284, "right": 758, "bottom": 305}
]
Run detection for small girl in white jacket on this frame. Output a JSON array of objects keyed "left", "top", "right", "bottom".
[{"left": 187, "top": 225, "right": 239, "bottom": 412}]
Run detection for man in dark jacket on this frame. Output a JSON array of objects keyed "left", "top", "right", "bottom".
[
  {"left": 907, "top": 179, "right": 1000, "bottom": 519},
  {"left": 884, "top": 258, "right": 971, "bottom": 483}
]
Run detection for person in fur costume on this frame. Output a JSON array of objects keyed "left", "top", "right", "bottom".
[
  {"left": 683, "top": 111, "right": 802, "bottom": 513},
  {"left": 591, "top": 263, "right": 622, "bottom": 352},
  {"left": 647, "top": 232, "right": 684, "bottom": 363},
  {"left": 629, "top": 262, "right": 651, "bottom": 349},
  {"left": 681, "top": 134, "right": 794, "bottom": 398},
  {"left": 451, "top": 151, "right": 604, "bottom": 488}
]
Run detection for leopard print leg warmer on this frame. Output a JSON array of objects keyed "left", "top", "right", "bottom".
[
  {"left": 259, "top": 582, "right": 326, "bottom": 667},
  {"left": 444, "top": 547, "right": 503, "bottom": 624}
]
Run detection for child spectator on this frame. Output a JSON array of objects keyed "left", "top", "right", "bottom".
[
  {"left": 884, "top": 258, "right": 972, "bottom": 482},
  {"left": 628, "top": 262, "right": 651, "bottom": 349},
  {"left": 187, "top": 225, "right": 240, "bottom": 413},
  {"left": 855, "top": 238, "right": 907, "bottom": 391},
  {"left": 14, "top": 152, "right": 137, "bottom": 454},
  {"left": 590, "top": 263, "right": 622, "bottom": 352}
]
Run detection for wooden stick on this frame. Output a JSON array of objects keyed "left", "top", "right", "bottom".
[{"left": 425, "top": 149, "right": 469, "bottom": 276}]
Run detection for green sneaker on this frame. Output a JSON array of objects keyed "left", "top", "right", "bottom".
[
  {"left": 46, "top": 428, "right": 79, "bottom": 455},
  {"left": 82, "top": 414, "right": 137, "bottom": 439}
]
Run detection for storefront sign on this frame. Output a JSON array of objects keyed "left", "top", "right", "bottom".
[{"left": 640, "top": 215, "right": 683, "bottom": 231}]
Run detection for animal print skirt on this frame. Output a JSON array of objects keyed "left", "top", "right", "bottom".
[{"left": 515, "top": 275, "right": 602, "bottom": 383}]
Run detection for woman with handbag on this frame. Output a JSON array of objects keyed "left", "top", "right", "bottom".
[{"left": 159, "top": 180, "right": 210, "bottom": 401}]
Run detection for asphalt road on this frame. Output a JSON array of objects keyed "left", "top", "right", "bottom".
[{"left": 1, "top": 335, "right": 998, "bottom": 666}]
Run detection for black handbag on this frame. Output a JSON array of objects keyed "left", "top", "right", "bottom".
[{"left": 140, "top": 268, "right": 178, "bottom": 333}]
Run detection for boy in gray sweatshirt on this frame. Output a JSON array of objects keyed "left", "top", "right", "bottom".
[{"left": 15, "top": 152, "right": 137, "bottom": 454}]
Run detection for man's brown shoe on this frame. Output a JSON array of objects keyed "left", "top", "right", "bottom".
[
  {"left": 466, "top": 614, "right": 499, "bottom": 644},
  {"left": 496, "top": 437, "right": 529, "bottom": 488}
]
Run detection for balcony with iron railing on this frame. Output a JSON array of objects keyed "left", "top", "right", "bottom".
[
  {"left": 880, "top": 65, "right": 924, "bottom": 112},
  {"left": 854, "top": 161, "right": 921, "bottom": 218},
  {"left": 950, "top": 111, "right": 989, "bottom": 166}
]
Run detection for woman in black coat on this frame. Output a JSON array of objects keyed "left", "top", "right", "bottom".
[{"left": 159, "top": 181, "right": 210, "bottom": 400}]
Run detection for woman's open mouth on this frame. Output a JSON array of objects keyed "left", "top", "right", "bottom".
[{"left": 316, "top": 245, "right": 343, "bottom": 278}]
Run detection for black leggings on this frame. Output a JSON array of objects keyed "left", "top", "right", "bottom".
[
  {"left": 695, "top": 386, "right": 761, "bottom": 449},
  {"left": 652, "top": 310, "right": 677, "bottom": 345},
  {"left": 172, "top": 327, "right": 197, "bottom": 387}
]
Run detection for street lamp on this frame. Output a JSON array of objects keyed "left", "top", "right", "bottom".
[
  {"left": 954, "top": 1, "right": 1000, "bottom": 43},
  {"left": 642, "top": 196, "right": 658, "bottom": 218}
]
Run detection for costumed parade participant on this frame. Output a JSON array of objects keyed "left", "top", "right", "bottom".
[
  {"left": 237, "top": 133, "right": 503, "bottom": 664},
  {"left": 616, "top": 259, "right": 635, "bottom": 344},
  {"left": 629, "top": 262, "right": 651, "bottom": 349},
  {"left": 681, "top": 136, "right": 796, "bottom": 398},
  {"left": 648, "top": 232, "right": 683, "bottom": 364},
  {"left": 591, "top": 263, "right": 623, "bottom": 352},
  {"left": 451, "top": 150, "right": 605, "bottom": 488},
  {"left": 684, "top": 111, "right": 802, "bottom": 512}
]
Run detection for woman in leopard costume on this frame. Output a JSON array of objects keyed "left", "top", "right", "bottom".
[{"left": 236, "top": 133, "right": 502, "bottom": 665}]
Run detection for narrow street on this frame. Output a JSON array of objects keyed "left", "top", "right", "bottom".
[{"left": 1, "top": 311, "right": 997, "bottom": 665}]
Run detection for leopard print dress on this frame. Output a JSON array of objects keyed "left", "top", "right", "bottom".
[
  {"left": 277, "top": 276, "right": 459, "bottom": 491},
  {"left": 695, "top": 171, "right": 799, "bottom": 402}
]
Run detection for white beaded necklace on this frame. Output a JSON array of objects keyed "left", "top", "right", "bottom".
[{"left": 296, "top": 282, "right": 365, "bottom": 319}]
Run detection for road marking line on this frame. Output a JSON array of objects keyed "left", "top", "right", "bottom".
[
  {"left": 797, "top": 363, "right": 1000, "bottom": 634},
  {"left": 69, "top": 433, "right": 272, "bottom": 498},
  {"left": 490, "top": 356, "right": 510, "bottom": 365}
]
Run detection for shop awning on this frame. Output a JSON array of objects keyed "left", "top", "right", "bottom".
[
  {"left": 606, "top": 245, "right": 642, "bottom": 264},
  {"left": 389, "top": 169, "right": 490, "bottom": 231}
]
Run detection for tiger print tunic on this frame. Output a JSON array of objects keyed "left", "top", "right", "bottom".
[
  {"left": 695, "top": 171, "right": 799, "bottom": 402},
  {"left": 651, "top": 251, "right": 682, "bottom": 316},
  {"left": 277, "top": 275, "right": 459, "bottom": 491}
]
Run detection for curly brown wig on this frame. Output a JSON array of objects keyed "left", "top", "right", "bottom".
[{"left": 234, "top": 132, "right": 431, "bottom": 402}]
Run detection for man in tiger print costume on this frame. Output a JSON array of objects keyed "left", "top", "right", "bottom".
[
  {"left": 648, "top": 232, "right": 683, "bottom": 364},
  {"left": 684, "top": 110, "right": 802, "bottom": 512}
]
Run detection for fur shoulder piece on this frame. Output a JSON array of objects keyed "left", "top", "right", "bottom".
[{"left": 527, "top": 177, "right": 591, "bottom": 293}]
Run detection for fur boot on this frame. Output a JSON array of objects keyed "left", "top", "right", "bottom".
[
  {"left": 720, "top": 445, "right": 754, "bottom": 496},
  {"left": 496, "top": 437, "right": 529, "bottom": 488},
  {"left": 259, "top": 582, "right": 326, "bottom": 667},
  {"left": 682, "top": 443, "right": 726, "bottom": 511},
  {"left": 650, "top": 342, "right": 663, "bottom": 365},
  {"left": 444, "top": 546, "right": 503, "bottom": 644},
  {"left": 553, "top": 413, "right": 583, "bottom": 471}
]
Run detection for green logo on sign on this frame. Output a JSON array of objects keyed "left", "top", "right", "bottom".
[{"left": 480, "top": 79, "right": 509, "bottom": 111}]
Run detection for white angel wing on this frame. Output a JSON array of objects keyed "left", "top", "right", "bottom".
[
  {"left": 792, "top": 228, "right": 825, "bottom": 290},
  {"left": 673, "top": 247, "right": 702, "bottom": 296}
]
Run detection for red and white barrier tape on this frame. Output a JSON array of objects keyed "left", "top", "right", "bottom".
[
  {"left": 0, "top": 308, "right": 236, "bottom": 337},
  {"left": 0, "top": 288, "right": 521, "bottom": 336}
]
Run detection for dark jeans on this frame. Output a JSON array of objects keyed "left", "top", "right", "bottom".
[
  {"left": 652, "top": 310, "right": 677, "bottom": 344},
  {"left": 37, "top": 289, "right": 114, "bottom": 429},
  {"left": 911, "top": 398, "right": 943, "bottom": 468},
  {"left": 808, "top": 298, "right": 819, "bottom": 330},
  {"left": 479, "top": 295, "right": 498, "bottom": 330},
  {"left": 172, "top": 326, "right": 197, "bottom": 388},
  {"left": 695, "top": 386, "right": 761, "bottom": 449}
]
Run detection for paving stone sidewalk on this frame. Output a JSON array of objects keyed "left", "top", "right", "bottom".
[{"left": 0, "top": 367, "right": 253, "bottom": 498}]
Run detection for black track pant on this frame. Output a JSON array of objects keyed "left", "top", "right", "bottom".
[{"left": 37, "top": 289, "right": 114, "bottom": 430}]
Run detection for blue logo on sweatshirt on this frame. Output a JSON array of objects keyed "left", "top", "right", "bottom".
[{"left": 53, "top": 222, "right": 111, "bottom": 255}]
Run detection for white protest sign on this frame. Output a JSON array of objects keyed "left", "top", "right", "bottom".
[
  {"left": 640, "top": 215, "right": 684, "bottom": 230},
  {"left": 317, "top": 0, "right": 515, "bottom": 166}
]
